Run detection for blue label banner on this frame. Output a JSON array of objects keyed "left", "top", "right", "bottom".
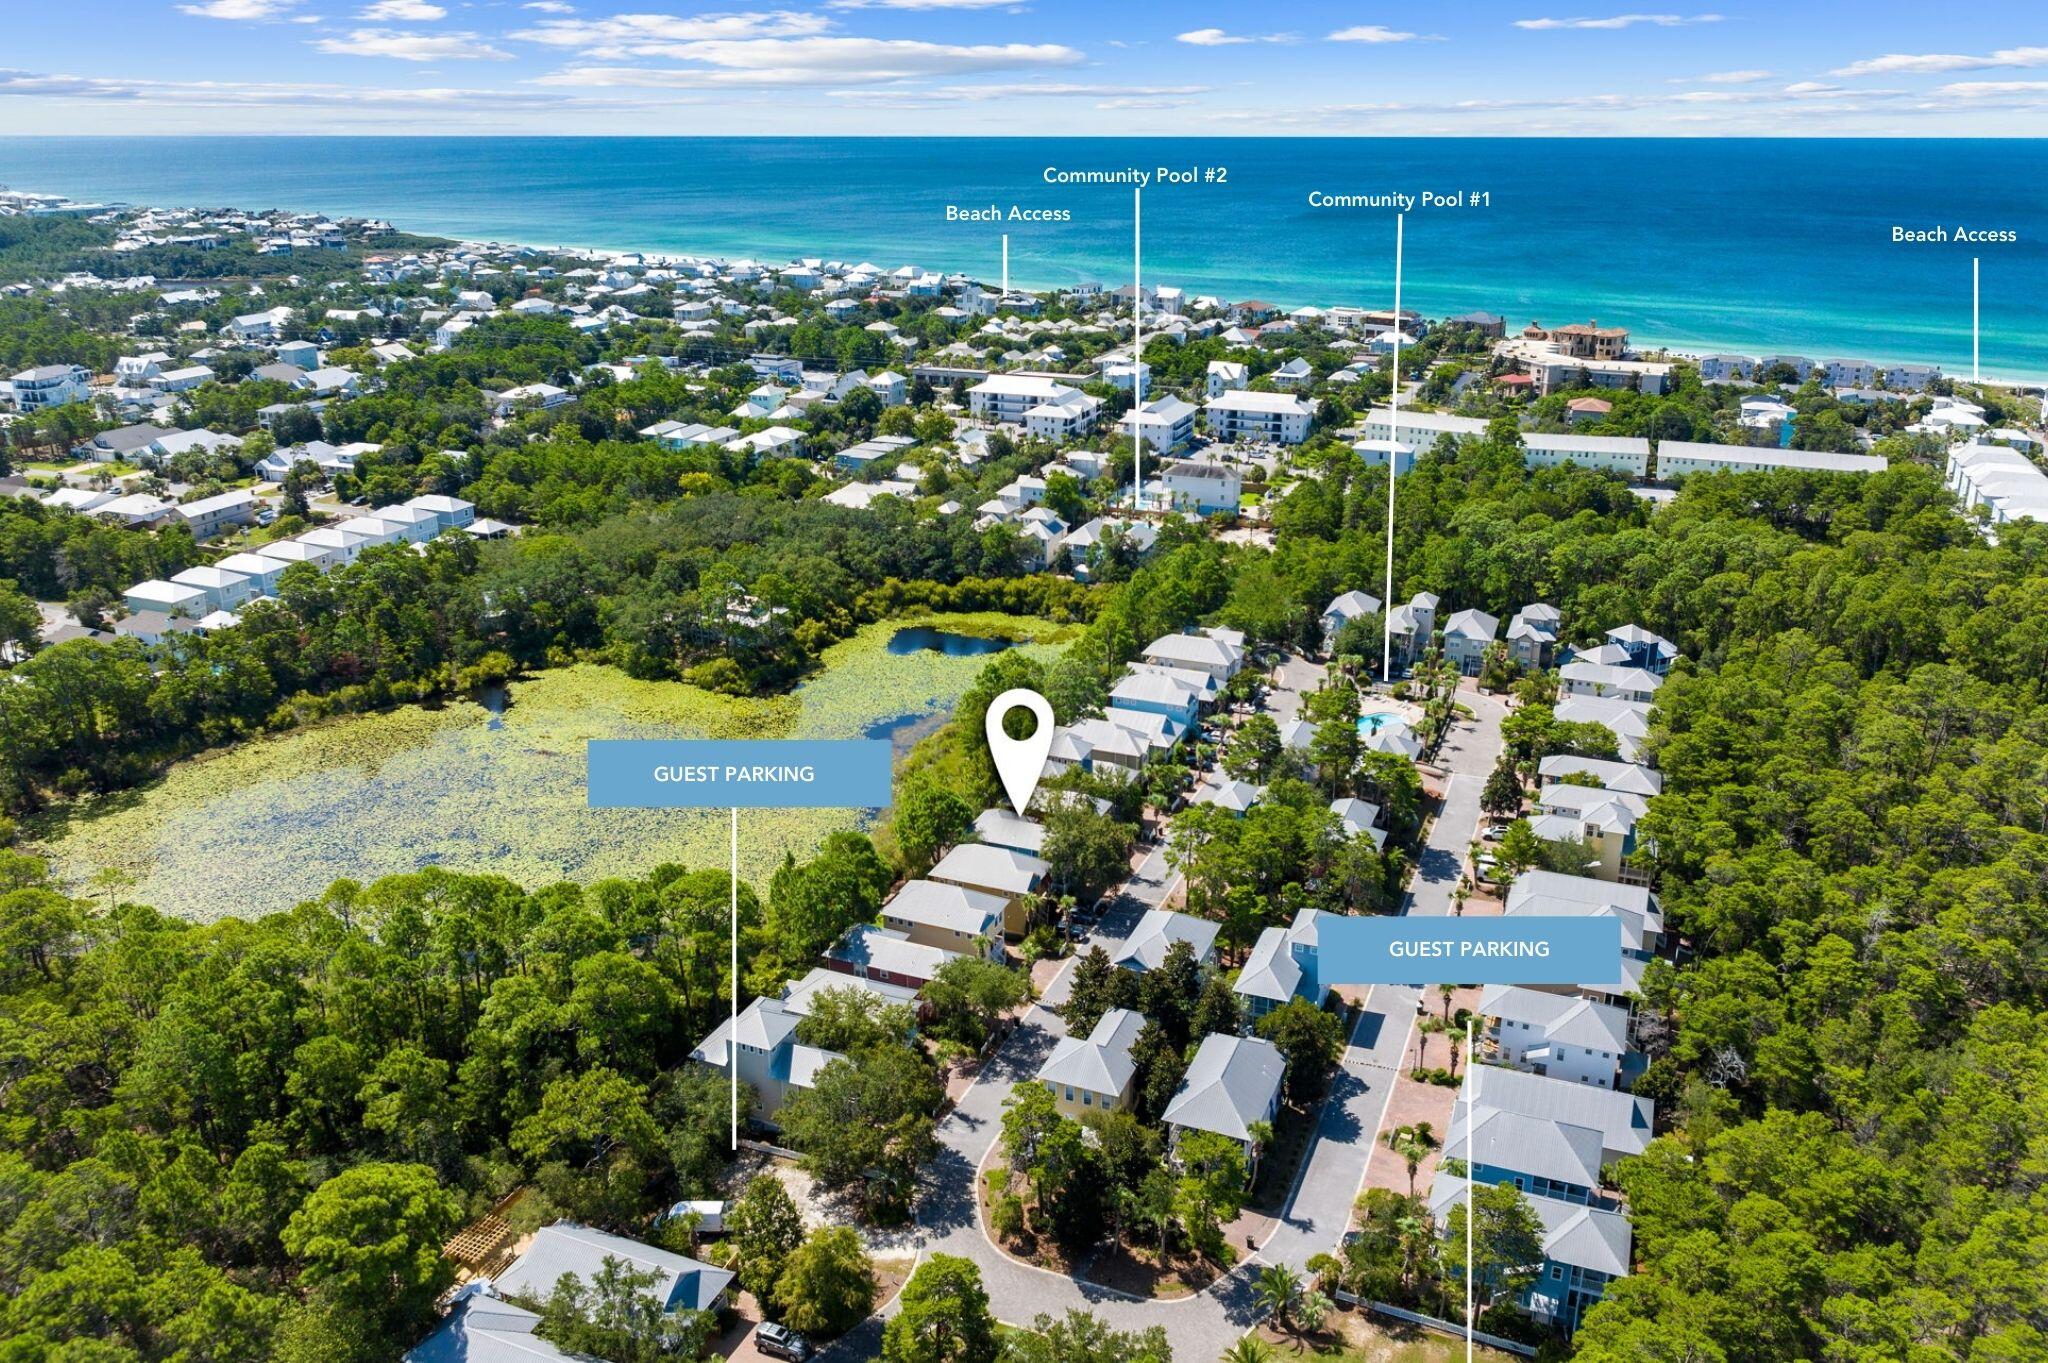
[
  {"left": 1317, "top": 915, "right": 1621, "bottom": 986},
  {"left": 587, "top": 739, "right": 895, "bottom": 809}
]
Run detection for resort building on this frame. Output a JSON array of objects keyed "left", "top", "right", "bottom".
[
  {"left": 1155, "top": 459, "right": 1243, "bottom": 515},
  {"left": 1204, "top": 390, "right": 1317, "bottom": 445},
  {"left": 1120, "top": 395, "right": 1199, "bottom": 453}
]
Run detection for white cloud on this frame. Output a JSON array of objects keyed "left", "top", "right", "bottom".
[
  {"left": 313, "top": 28, "right": 514, "bottom": 59},
  {"left": 1684, "top": 69, "right": 1770, "bottom": 83},
  {"left": 1514, "top": 13, "right": 1722, "bottom": 30},
  {"left": 835, "top": 81, "right": 1206, "bottom": 103},
  {"left": 359, "top": 0, "right": 445, "bottom": 18},
  {"left": 511, "top": 12, "right": 834, "bottom": 52},
  {"left": 521, "top": 1, "right": 576, "bottom": 10},
  {"left": 827, "top": 0, "right": 1019, "bottom": 8},
  {"left": 535, "top": 37, "right": 1082, "bottom": 87},
  {"left": 1328, "top": 25, "right": 1425, "bottom": 43},
  {"left": 1933, "top": 79, "right": 2048, "bottom": 99},
  {"left": 177, "top": 0, "right": 306, "bottom": 18},
  {"left": 0, "top": 67, "right": 677, "bottom": 110},
  {"left": 1177, "top": 28, "right": 1297, "bottom": 46},
  {"left": 1832, "top": 46, "right": 2048, "bottom": 78}
]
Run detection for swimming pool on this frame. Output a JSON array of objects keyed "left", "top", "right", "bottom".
[{"left": 1358, "top": 711, "right": 1402, "bottom": 736}]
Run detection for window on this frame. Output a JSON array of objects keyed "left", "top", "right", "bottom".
[
  {"left": 1065, "top": 1086, "right": 1074, "bottom": 1100},
  {"left": 1083, "top": 1092, "right": 1093, "bottom": 1106}
]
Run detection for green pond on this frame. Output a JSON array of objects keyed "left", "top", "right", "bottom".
[{"left": 41, "top": 615, "right": 1068, "bottom": 922}]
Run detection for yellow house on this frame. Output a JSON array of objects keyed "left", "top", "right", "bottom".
[{"left": 1036, "top": 1007, "right": 1144, "bottom": 1119}]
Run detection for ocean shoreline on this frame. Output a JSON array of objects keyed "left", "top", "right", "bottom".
[{"left": 13, "top": 151, "right": 2040, "bottom": 386}]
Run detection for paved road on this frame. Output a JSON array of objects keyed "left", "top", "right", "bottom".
[{"left": 1266, "top": 683, "right": 1509, "bottom": 1269}]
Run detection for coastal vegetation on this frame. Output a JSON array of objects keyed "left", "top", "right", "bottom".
[{"left": 39, "top": 616, "right": 1071, "bottom": 921}]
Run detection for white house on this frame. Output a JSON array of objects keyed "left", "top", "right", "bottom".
[
  {"left": 1119, "top": 395, "right": 1199, "bottom": 453},
  {"left": 1206, "top": 360, "right": 1248, "bottom": 398},
  {"left": 1156, "top": 459, "right": 1242, "bottom": 516},
  {"left": 1480, "top": 985, "right": 1633, "bottom": 1089},
  {"left": 8, "top": 364, "right": 90, "bottom": 412},
  {"left": 172, "top": 489, "right": 258, "bottom": 541}
]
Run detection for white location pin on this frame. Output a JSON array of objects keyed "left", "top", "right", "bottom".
[{"left": 986, "top": 688, "right": 1056, "bottom": 815}]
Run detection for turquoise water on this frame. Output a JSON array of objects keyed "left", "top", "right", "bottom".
[
  {"left": 1358, "top": 712, "right": 1401, "bottom": 736},
  {"left": 4, "top": 137, "right": 2045, "bottom": 377}
]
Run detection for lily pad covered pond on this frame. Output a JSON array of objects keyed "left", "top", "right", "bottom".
[{"left": 42, "top": 614, "right": 1067, "bottom": 921}]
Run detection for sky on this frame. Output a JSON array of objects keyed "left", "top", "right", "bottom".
[{"left": 3, "top": 1, "right": 2048, "bottom": 136}]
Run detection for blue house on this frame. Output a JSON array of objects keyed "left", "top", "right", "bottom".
[
  {"left": 1431, "top": 1174, "right": 1630, "bottom": 1331},
  {"left": 1603, "top": 624, "right": 1677, "bottom": 674},
  {"left": 1232, "top": 909, "right": 1324, "bottom": 1021},
  {"left": 1108, "top": 670, "right": 1201, "bottom": 731}
]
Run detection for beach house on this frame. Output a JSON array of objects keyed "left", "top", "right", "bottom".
[
  {"left": 1163, "top": 1034, "right": 1285, "bottom": 1170},
  {"left": 1037, "top": 1007, "right": 1145, "bottom": 1118}
]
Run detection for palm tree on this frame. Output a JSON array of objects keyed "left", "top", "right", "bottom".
[
  {"left": 1254, "top": 1263, "right": 1303, "bottom": 1334},
  {"left": 1385, "top": 1124, "right": 1437, "bottom": 1199},
  {"left": 1438, "top": 983, "right": 1455, "bottom": 1024},
  {"left": 1222, "top": 1337, "right": 1274, "bottom": 1363}
]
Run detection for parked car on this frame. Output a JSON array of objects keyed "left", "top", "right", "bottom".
[
  {"left": 1482, "top": 822, "right": 1513, "bottom": 841},
  {"left": 756, "top": 1324, "right": 812, "bottom": 1362}
]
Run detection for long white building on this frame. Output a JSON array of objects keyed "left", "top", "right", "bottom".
[
  {"left": 1204, "top": 390, "right": 1317, "bottom": 444},
  {"left": 1360, "top": 407, "right": 1489, "bottom": 447},
  {"left": 1522, "top": 432, "right": 1651, "bottom": 477},
  {"left": 1654, "top": 441, "right": 1886, "bottom": 479}
]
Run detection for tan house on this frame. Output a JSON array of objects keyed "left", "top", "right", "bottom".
[
  {"left": 882, "top": 879, "right": 1006, "bottom": 958},
  {"left": 927, "top": 842, "right": 1049, "bottom": 938},
  {"left": 1036, "top": 1007, "right": 1145, "bottom": 1118}
]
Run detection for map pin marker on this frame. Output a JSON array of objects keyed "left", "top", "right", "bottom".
[{"left": 986, "top": 688, "right": 1056, "bottom": 815}]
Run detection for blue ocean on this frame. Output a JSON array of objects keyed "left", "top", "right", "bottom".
[{"left": 5, "top": 137, "right": 2044, "bottom": 379}]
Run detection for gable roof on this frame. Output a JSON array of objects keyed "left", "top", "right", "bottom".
[
  {"left": 883, "top": 879, "right": 1006, "bottom": 938},
  {"left": 1430, "top": 1175, "right": 1631, "bottom": 1278},
  {"left": 1480, "top": 985, "right": 1631, "bottom": 1055},
  {"left": 1463, "top": 1064, "right": 1654, "bottom": 1163},
  {"left": 927, "top": 842, "right": 1047, "bottom": 896},
  {"left": 1163, "top": 1033, "right": 1284, "bottom": 1141},
  {"left": 1110, "top": 908, "right": 1220, "bottom": 972},
  {"left": 1037, "top": 1007, "right": 1145, "bottom": 1096},
  {"left": 495, "top": 1222, "right": 734, "bottom": 1314},
  {"left": 1445, "top": 1107, "right": 1605, "bottom": 1192}
]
